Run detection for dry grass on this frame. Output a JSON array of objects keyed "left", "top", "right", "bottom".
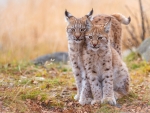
[
  {"left": 0, "top": 55, "right": 150, "bottom": 112},
  {"left": 0, "top": 0, "right": 150, "bottom": 63}
]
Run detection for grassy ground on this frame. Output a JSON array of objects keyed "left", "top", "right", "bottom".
[{"left": 0, "top": 53, "right": 150, "bottom": 113}]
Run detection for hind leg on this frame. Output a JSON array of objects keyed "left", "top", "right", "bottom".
[
  {"left": 114, "top": 91, "right": 123, "bottom": 100},
  {"left": 114, "top": 63, "right": 130, "bottom": 96}
]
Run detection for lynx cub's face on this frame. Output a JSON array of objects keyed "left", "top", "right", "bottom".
[
  {"left": 65, "top": 9, "right": 93, "bottom": 43},
  {"left": 85, "top": 18, "right": 111, "bottom": 51}
]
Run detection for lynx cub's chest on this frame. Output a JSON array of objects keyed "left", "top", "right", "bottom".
[{"left": 90, "top": 52, "right": 103, "bottom": 73}]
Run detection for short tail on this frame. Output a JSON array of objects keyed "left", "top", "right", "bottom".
[{"left": 111, "top": 13, "right": 131, "bottom": 25}]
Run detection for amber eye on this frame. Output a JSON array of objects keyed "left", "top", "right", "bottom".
[
  {"left": 89, "top": 36, "right": 92, "bottom": 39},
  {"left": 80, "top": 28, "right": 86, "bottom": 32},
  {"left": 98, "top": 37, "right": 103, "bottom": 40},
  {"left": 71, "top": 28, "right": 75, "bottom": 32}
]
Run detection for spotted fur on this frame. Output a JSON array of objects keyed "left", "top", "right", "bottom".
[
  {"left": 92, "top": 14, "right": 131, "bottom": 56},
  {"left": 65, "top": 9, "right": 93, "bottom": 101},
  {"left": 79, "top": 18, "right": 130, "bottom": 105},
  {"left": 65, "top": 10, "right": 130, "bottom": 105}
]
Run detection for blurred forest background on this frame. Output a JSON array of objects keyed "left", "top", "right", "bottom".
[{"left": 0, "top": 0, "right": 150, "bottom": 63}]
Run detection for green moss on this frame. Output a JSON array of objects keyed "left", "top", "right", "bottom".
[
  {"left": 96, "top": 104, "right": 118, "bottom": 113},
  {"left": 148, "top": 101, "right": 150, "bottom": 105},
  {"left": 21, "top": 90, "right": 47, "bottom": 101},
  {"left": 124, "top": 52, "right": 139, "bottom": 62},
  {"left": 62, "top": 68, "right": 68, "bottom": 72},
  {"left": 130, "top": 63, "right": 144, "bottom": 70},
  {"left": 19, "top": 79, "right": 31, "bottom": 85},
  {"left": 124, "top": 52, "right": 149, "bottom": 71},
  {"left": 48, "top": 78, "right": 63, "bottom": 86},
  {"left": 118, "top": 91, "right": 138, "bottom": 104}
]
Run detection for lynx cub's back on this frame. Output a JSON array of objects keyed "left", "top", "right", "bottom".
[{"left": 92, "top": 14, "right": 131, "bottom": 56}]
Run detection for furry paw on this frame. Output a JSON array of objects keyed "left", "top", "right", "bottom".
[
  {"left": 114, "top": 92, "right": 123, "bottom": 100},
  {"left": 74, "top": 94, "right": 80, "bottom": 101},
  {"left": 101, "top": 97, "right": 116, "bottom": 105},
  {"left": 79, "top": 98, "right": 92, "bottom": 106}
]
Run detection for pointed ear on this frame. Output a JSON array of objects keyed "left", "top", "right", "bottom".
[
  {"left": 86, "top": 18, "right": 93, "bottom": 30},
  {"left": 86, "top": 8, "right": 93, "bottom": 20},
  {"left": 65, "top": 10, "right": 73, "bottom": 23},
  {"left": 104, "top": 18, "right": 111, "bottom": 33}
]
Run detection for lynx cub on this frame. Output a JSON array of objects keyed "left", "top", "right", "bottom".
[
  {"left": 65, "top": 9, "right": 93, "bottom": 101},
  {"left": 79, "top": 18, "right": 130, "bottom": 105}
]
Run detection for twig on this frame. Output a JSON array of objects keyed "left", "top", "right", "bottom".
[
  {"left": 126, "top": 26, "right": 139, "bottom": 46},
  {"left": 125, "top": 5, "right": 141, "bottom": 47},
  {"left": 139, "top": 0, "right": 145, "bottom": 41}
]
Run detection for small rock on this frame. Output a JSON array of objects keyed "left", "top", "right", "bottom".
[
  {"left": 142, "top": 46, "right": 150, "bottom": 62},
  {"left": 137, "top": 38, "right": 150, "bottom": 62},
  {"left": 32, "top": 52, "right": 69, "bottom": 65}
]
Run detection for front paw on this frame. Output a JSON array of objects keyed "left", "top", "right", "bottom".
[
  {"left": 101, "top": 97, "right": 116, "bottom": 105},
  {"left": 91, "top": 99, "right": 101, "bottom": 105},
  {"left": 114, "top": 92, "right": 123, "bottom": 100},
  {"left": 79, "top": 98, "right": 92, "bottom": 106},
  {"left": 74, "top": 94, "right": 80, "bottom": 101}
]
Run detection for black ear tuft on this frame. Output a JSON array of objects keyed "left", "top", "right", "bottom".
[
  {"left": 65, "top": 9, "right": 73, "bottom": 18},
  {"left": 86, "top": 8, "right": 94, "bottom": 19},
  {"left": 65, "top": 10, "right": 69, "bottom": 17},
  {"left": 89, "top": 8, "right": 93, "bottom": 16}
]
